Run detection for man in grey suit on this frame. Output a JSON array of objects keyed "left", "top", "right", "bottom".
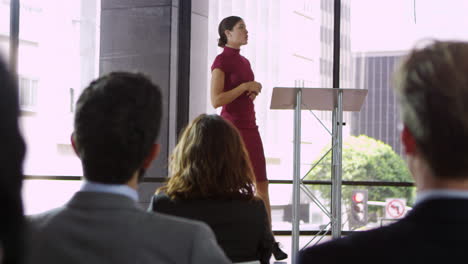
[{"left": 28, "top": 72, "right": 231, "bottom": 264}]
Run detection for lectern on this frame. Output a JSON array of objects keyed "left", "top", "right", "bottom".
[{"left": 270, "top": 87, "right": 367, "bottom": 263}]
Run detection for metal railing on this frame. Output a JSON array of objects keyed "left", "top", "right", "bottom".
[{"left": 24, "top": 174, "right": 414, "bottom": 237}]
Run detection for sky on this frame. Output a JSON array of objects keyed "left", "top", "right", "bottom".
[{"left": 351, "top": 0, "right": 468, "bottom": 52}]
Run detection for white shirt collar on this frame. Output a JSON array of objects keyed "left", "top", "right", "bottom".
[
  {"left": 415, "top": 189, "right": 468, "bottom": 205},
  {"left": 80, "top": 180, "right": 139, "bottom": 202}
]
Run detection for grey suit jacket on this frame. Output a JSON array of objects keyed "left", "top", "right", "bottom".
[{"left": 28, "top": 191, "right": 231, "bottom": 264}]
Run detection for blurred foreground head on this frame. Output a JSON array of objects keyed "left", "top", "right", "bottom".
[
  {"left": 396, "top": 40, "right": 468, "bottom": 179},
  {"left": 0, "top": 57, "right": 26, "bottom": 264}
]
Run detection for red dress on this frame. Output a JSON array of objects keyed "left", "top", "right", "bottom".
[{"left": 211, "top": 46, "right": 267, "bottom": 182}]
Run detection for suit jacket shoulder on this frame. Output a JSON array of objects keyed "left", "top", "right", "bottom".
[
  {"left": 28, "top": 191, "right": 230, "bottom": 264},
  {"left": 298, "top": 198, "right": 468, "bottom": 264}
]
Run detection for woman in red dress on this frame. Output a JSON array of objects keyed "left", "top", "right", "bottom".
[{"left": 210, "top": 16, "right": 287, "bottom": 260}]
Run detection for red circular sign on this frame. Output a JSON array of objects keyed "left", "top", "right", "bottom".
[{"left": 386, "top": 199, "right": 405, "bottom": 218}]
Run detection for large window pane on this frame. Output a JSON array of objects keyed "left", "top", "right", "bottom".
[
  {"left": 23, "top": 179, "right": 82, "bottom": 215},
  {"left": 348, "top": 0, "right": 468, "bottom": 180},
  {"left": 206, "top": 0, "right": 357, "bottom": 176},
  {"left": 0, "top": 0, "right": 10, "bottom": 61},
  {"left": 285, "top": 0, "right": 468, "bottom": 236},
  {"left": 18, "top": 0, "right": 100, "bottom": 176},
  {"left": 207, "top": 0, "right": 353, "bottom": 236},
  {"left": 207, "top": 0, "right": 345, "bottom": 190}
]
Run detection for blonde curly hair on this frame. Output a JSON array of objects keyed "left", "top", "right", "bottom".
[{"left": 159, "top": 114, "right": 256, "bottom": 200}]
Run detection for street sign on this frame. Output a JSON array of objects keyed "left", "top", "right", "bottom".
[{"left": 385, "top": 198, "right": 406, "bottom": 219}]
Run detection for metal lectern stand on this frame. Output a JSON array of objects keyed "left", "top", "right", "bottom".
[{"left": 270, "top": 87, "right": 367, "bottom": 263}]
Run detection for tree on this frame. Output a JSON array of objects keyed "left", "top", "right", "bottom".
[{"left": 305, "top": 135, "right": 415, "bottom": 224}]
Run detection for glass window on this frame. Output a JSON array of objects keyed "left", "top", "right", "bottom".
[
  {"left": 17, "top": 0, "right": 101, "bottom": 214},
  {"left": 307, "top": 0, "right": 468, "bottom": 233},
  {"left": 23, "top": 179, "right": 83, "bottom": 215},
  {"left": 207, "top": 0, "right": 341, "bottom": 233},
  {"left": 18, "top": 0, "right": 100, "bottom": 177},
  {"left": 0, "top": 0, "right": 10, "bottom": 61},
  {"left": 348, "top": 0, "right": 468, "bottom": 180}
]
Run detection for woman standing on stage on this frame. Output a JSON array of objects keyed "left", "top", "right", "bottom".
[{"left": 210, "top": 16, "right": 287, "bottom": 260}]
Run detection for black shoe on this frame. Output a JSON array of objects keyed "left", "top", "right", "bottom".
[{"left": 272, "top": 242, "right": 288, "bottom": 260}]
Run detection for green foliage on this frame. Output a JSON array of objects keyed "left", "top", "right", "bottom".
[{"left": 306, "top": 135, "right": 415, "bottom": 216}]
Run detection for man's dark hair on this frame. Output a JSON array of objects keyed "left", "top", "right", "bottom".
[
  {"left": 0, "top": 57, "right": 26, "bottom": 264},
  {"left": 395, "top": 41, "right": 468, "bottom": 178},
  {"left": 74, "top": 72, "right": 162, "bottom": 184}
]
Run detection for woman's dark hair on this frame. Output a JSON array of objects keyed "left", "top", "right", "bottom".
[
  {"left": 0, "top": 57, "right": 26, "bottom": 264},
  {"left": 159, "top": 114, "right": 256, "bottom": 200},
  {"left": 217, "top": 16, "right": 243, "bottom": 47}
]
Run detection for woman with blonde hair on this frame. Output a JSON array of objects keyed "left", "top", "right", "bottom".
[{"left": 149, "top": 114, "right": 273, "bottom": 264}]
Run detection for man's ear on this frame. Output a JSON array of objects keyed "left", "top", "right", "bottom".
[
  {"left": 70, "top": 132, "right": 80, "bottom": 157},
  {"left": 142, "top": 143, "right": 161, "bottom": 169},
  {"left": 401, "top": 125, "right": 417, "bottom": 155}
]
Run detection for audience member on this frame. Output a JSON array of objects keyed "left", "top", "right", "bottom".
[
  {"left": 298, "top": 40, "right": 468, "bottom": 263},
  {"left": 150, "top": 114, "right": 273, "bottom": 264},
  {"left": 0, "top": 57, "right": 26, "bottom": 264},
  {"left": 28, "top": 72, "right": 230, "bottom": 264}
]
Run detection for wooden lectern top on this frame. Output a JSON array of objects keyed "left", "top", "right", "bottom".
[{"left": 270, "top": 87, "right": 368, "bottom": 112}]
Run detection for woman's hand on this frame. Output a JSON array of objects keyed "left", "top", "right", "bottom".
[
  {"left": 211, "top": 70, "right": 262, "bottom": 107},
  {"left": 244, "top": 81, "right": 262, "bottom": 95},
  {"left": 248, "top": 92, "right": 257, "bottom": 101}
]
